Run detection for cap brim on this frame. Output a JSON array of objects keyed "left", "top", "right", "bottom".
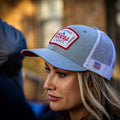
[{"left": 21, "top": 48, "right": 87, "bottom": 71}]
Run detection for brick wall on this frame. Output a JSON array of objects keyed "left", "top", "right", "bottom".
[{"left": 63, "top": 0, "right": 107, "bottom": 32}]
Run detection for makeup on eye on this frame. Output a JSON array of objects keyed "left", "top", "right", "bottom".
[
  {"left": 45, "top": 63, "right": 68, "bottom": 78},
  {"left": 45, "top": 67, "right": 50, "bottom": 73},
  {"left": 45, "top": 67, "right": 67, "bottom": 77},
  {"left": 56, "top": 71, "right": 67, "bottom": 78}
]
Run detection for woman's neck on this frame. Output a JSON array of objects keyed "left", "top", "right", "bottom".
[{"left": 69, "top": 105, "right": 89, "bottom": 120}]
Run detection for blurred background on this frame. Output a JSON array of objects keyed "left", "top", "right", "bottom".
[{"left": 0, "top": 0, "right": 120, "bottom": 103}]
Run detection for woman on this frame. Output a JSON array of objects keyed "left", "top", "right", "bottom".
[{"left": 21, "top": 25, "right": 120, "bottom": 120}]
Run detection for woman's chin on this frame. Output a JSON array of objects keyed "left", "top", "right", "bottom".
[{"left": 50, "top": 103, "right": 65, "bottom": 111}]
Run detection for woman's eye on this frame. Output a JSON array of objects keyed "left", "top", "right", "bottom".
[
  {"left": 57, "top": 72, "right": 66, "bottom": 78},
  {"left": 45, "top": 67, "right": 50, "bottom": 73}
]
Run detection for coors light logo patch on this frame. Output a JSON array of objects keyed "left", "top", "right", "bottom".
[{"left": 49, "top": 28, "right": 79, "bottom": 49}]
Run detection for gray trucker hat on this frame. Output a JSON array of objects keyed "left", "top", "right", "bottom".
[{"left": 21, "top": 25, "right": 116, "bottom": 80}]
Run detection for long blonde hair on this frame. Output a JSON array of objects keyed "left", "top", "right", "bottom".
[{"left": 78, "top": 71, "right": 120, "bottom": 120}]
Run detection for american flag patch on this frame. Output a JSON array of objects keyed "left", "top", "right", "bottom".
[{"left": 93, "top": 61, "right": 101, "bottom": 69}]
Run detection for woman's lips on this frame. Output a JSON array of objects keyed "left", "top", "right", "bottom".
[{"left": 48, "top": 94, "right": 61, "bottom": 102}]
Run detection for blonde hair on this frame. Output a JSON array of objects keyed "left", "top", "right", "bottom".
[{"left": 78, "top": 71, "right": 120, "bottom": 120}]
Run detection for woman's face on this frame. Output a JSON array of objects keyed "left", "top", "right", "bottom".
[{"left": 44, "top": 62, "right": 82, "bottom": 111}]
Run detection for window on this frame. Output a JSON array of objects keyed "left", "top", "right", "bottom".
[{"left": 36, "top": 0, "right": 63, "bottom": 47}]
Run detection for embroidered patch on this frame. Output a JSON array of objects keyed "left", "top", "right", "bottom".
[
  {"left": 93, "top": 61, "right": 101, "bottom": 69},
  {"left": 49, "top": 28, "right": 79, "bottom": 49}
]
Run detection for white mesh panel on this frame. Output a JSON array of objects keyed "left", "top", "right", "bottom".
[
  {"left": 91, "top": 32, "right": 113, "bottom": 66},
  {"left": 83, "top": 30, "right": 116, "bottom": 80}
]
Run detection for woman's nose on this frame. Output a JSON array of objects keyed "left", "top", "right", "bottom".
[{"left": 43, "top": 74, "right": 56, "bottom": 90}]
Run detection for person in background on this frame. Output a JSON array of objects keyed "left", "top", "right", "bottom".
[
  {"left": 22, "top": 25, "right": 120, "bottom": 120},
  {"left": 0, "top": 18, "right": 50, "bottom": 120}
]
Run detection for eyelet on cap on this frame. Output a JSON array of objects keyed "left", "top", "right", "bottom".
[{"left": 93, "top": 27, "right": 99, "bottom": 30}]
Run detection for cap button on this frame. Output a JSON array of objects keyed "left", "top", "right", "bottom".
[{"left": 93, "top": 27, "right": 99, "bottom": 30}]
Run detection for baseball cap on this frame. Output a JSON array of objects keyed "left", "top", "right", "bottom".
[{"left": 21, "top": 25, "right": 116, "bottom": 80}]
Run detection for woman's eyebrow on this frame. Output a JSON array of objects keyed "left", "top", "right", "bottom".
[
  {"left": 45, "top": 62, "right": 48, "bottom": 67},
  {"left": 53, "top": 67, "right": 57, "bottom": 70},
  {"left": 45, "top": 62, "right": 58, "bottom": 70}
]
